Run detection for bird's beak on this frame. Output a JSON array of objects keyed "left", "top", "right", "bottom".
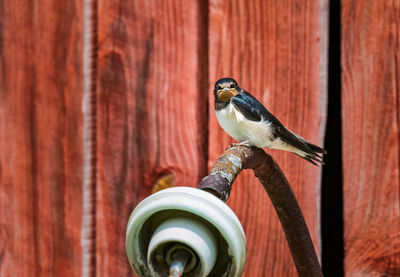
[{"left": 217, "top": 88, "right": 238, "bottom": 101}]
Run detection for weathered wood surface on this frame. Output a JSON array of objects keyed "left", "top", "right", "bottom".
[
  {"left": 95, "top": 0, "right": 208, "bottom": 275},
  {"left": 208, "top": 0, "right": 328, "bottom": 275},
  {"left": 0, "top": 1, "right": 85, "bottom": 276},
  {"left": 5, "top": 1, "right": 392, "bottom": 276},
  {"left": 342, "top": 0, "right": 400, "bottom": 276}
]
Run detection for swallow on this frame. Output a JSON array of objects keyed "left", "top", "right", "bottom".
[{"left": 214, "top": 77, "right": 326, "bottom": 165}]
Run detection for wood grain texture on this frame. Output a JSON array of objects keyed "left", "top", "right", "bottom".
[
  {"left": 0, "top": 1, "right": 85, "bottom": 276},
  {"left": 95, "top": 1, "right": 208, "bottom": 275},
  {"left": 208, "top": 1, "right": 328, "bottom": 275},
  {"left": 342, "top": 0, "right": 400, "bottom": 275}
]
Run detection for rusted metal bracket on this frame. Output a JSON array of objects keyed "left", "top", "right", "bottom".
[{"left": 198, "top": 145, "right": 323, "bottom": 277}]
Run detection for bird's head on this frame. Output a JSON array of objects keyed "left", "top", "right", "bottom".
[{"left": 214, "top": 78, "right": 240, "bottom": 102}]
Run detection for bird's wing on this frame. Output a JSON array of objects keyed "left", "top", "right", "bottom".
[
  {"left": 231, "top": 90, "right": 313, "bottom": 153},
  {"left": 273, "top": 125, "right": 313, "bottom": 152},
  {"left": 230, "top": 91, "right": 264, "bottom": 122},
  {"left": 231, "top": 90, "right": 325, "bottom": 165}
]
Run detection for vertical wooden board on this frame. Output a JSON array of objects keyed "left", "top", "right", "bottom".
[
  {"left": 95, "top": 1, "right": 208, "bottom": 275},
  {"left": 208, "top": 1, "right": 328, "bottom": 275},
  {"left": 342, "top": 0, "right": 400, "bottom": 275},
  {"left": 0, "top": 1, "right": 85, "bottom": 276}
]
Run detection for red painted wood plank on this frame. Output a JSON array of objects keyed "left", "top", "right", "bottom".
[
  {"left": 0, "top": 1, "right": 85, "bottom": 276},
  {"left": 208, "top": 1, "right": 328, "bottom": 275},
  {"left": 95, "top": 1, "right": 208, "bottom": 275},
  {"left": 342, "top": 1, "right": 400, "bottom": 275}
]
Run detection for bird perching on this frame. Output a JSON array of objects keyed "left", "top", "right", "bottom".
[{"left": 213, "top": 78, "right": 326, "bottom": 166}]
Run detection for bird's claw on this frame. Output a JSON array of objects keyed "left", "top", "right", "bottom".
[{"left": 227, "top": 140, "right": 251, "bottom": 149}]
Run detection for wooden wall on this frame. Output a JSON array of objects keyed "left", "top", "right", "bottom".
[
  {"left": 0, "top": 0, "right": 398, "bottom": 276},
  {"left": 95, "top": 1, "right": 208, "bottom": 275},
  {"left": 0, "top": 1, "right": 85, "bottom": 276},
  {"left": 208, "top": 0, "right": 327, "bottom": 276},
  {"left": 341, "top": 0, "right": 400, "bottom": 276}
]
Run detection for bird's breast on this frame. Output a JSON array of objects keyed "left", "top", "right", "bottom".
[{"left": 215, "top": 103, "right": 274, "bottom": 148}]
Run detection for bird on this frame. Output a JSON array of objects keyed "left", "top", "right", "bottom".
[{"left": 213, "top": 77, "right": 326, "bottom": 165}]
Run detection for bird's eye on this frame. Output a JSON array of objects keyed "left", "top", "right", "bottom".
[{"left": 229, "top": 84, "right": 235, "bottom": 88}]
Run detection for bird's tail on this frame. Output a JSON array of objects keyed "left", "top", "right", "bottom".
[
  {"left": 295, "top": 139, "right": 327, "bottom": 166},
  {"left": 304, "top": 140, "right": 326, "bottom": 154}
]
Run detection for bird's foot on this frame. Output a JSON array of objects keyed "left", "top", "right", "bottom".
[{"left": 227, "top": 140, "right": 251, "bottom": 149}]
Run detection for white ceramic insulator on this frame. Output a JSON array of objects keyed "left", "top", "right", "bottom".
[
  {"left": 147, "top": 217, "right": 217, "bottom": 276},
  {"left": 126, "top": 187, "right": 246, "bottom": 277}
]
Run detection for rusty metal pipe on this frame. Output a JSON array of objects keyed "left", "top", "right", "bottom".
[{"left": 197, "top": 145, "right": 323, "bottom": 277}]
